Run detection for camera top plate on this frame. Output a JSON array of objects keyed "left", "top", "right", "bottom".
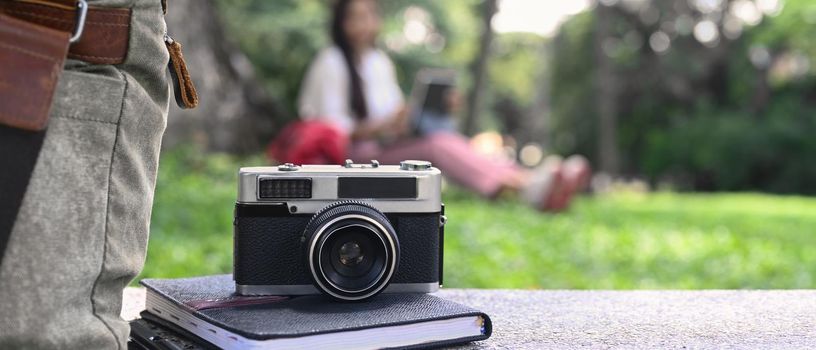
[{"left": 237, "top": 160, "right": 442, "bottom": 214}]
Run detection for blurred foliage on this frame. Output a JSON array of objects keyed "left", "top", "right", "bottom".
[
  {"left": 215, "top": 0, "right": 546, "bottom": 136},
  {"left": 217, "top": 0, "right": 482, "bottom": 119},
  {"left": 215, "top": 0, "right": 328, "bottom": 121},
  {"left": 550, "top": 12, "right": 596, "bottom": 158},
  {"left": 551, "top": 0, "right": 816, "bottom": 193},
  {"left": 216, "top": 0, "right": 816, "bottom": 193},
  {"left": 140, "top": 149, "right": 816, "bottom": 288},
  {"left": 644, "top": 104, "right": 816, "bottom": 193}
]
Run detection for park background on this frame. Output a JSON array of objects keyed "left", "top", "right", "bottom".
[{"left": 139, "top": 0, "right": 816, "bottom": 289}]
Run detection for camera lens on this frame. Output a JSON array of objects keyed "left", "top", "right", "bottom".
[
  {"left": 339, "top": 241, "right": 363, "bottom": 267},
  {"left": 322, "top": 222, "right": 386, "bottom": 289},
  {"left": 303, "top": 202, "right": 399, "bottom": 301}
]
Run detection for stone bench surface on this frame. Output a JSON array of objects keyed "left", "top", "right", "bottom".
[{"left": 122, "top": 288, "right": 816, "bottom": 349}]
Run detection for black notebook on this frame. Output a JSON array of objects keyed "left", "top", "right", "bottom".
[{"left": 139, "top": 275, "right": 492, "bottom": 349}]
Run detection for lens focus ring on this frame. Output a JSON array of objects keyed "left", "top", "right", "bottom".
[{"left": 302, "top": 201, "right": 399, "bottom": 301}]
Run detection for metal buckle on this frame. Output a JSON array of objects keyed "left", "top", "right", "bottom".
[{"left": 68, "top": 0, "right": 88, "bottom": 43}]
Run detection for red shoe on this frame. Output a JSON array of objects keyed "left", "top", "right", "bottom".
[
  {"left": 542, "top": 168, "right": 568, "bottom": 212},
  {"left": 523, "top": 160, "right": 565, "bottom": 212},
  {"left": 562, "top": 155, "right": 592, "bottom": 194},
  {"left": 546, "top": 155, "right": 592, "bottom": 212}
]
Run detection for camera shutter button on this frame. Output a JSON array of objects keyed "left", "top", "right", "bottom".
[
  {"left": 278, "top": 163, "right": 299, "bottom": 171},
  {"left": 400, "top": 160, "right": 432, "bottom": 171}
]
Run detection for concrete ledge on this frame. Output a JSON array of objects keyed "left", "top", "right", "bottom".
[{"left": 123, "top": 288, "right": 816, "bottom": 349}]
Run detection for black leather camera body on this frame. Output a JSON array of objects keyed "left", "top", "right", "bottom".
[{"left": 233, "top": 160, "right": 445, "bottom": 301}]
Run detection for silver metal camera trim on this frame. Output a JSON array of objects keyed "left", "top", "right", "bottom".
[
  {"left": 235, "top": 282, "right": 440, "bottom": 296},
  {"left": 309, "top": 215, "right": 398, "bottom": 301},
  {"left": 237, "top": 164, "right": 442, "bottom": 213}
]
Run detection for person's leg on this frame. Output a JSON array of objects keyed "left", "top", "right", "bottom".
[
  {"left": 374, "top": 132, "right": 522, "bottom": 197},
  {"left": 0, "top": 1, "right": 169, "bottom": 348}
]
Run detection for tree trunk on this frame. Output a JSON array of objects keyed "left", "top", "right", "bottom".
[
  {"left": 524, "top": 41, "right": 553, "bottom": 151},
  {"left": 163, "top": 0, "right": 282, "bottom": 154},
  {"left": 594, "top": 3, "right": 620, "bottom": 175},
  {"left": 463, "top": 0, "right": 497, "bottom": 136}
]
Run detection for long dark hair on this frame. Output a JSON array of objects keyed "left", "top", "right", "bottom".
[{"left": 331, "top": 0, "right": 368, "bottom": 119}]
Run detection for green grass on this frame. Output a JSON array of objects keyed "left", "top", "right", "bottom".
[{"left": 138, "top": 149, "right": 816, "bottom": 289}]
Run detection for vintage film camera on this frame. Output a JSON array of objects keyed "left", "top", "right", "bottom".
[{"left": 233, "top": 160, "right": 445, "bottom": 301}]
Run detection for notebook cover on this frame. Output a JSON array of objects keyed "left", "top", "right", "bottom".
[{"left": 140, "top": 274, "right": 492, "bottom": 343}]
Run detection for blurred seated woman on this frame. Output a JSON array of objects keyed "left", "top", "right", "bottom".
[{"left": 297, "top": 0, "right": 589, "bottom": 211}]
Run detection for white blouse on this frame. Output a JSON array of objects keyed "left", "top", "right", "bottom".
[{"left": 297, "top": 46, "right": 404, "bottom": 135}]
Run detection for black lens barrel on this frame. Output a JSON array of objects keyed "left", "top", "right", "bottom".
[{"left": 302, "top": 202, "right": 399, "bottom": 301}]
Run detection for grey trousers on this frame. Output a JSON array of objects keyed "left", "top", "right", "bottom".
[{"left": 0, "top": 0, "right": 169, "bottom": 348}]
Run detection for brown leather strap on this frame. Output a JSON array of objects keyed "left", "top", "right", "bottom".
[
  {"left": 166, "top": 38, "right": 199, "bottom": 109},
  {"left": 0, "top": 0, "right": 131, "bottom": 64}
]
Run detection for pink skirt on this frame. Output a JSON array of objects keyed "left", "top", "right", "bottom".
[{"left": 348, "top": 132, "right": 520, "bottom": 197}]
